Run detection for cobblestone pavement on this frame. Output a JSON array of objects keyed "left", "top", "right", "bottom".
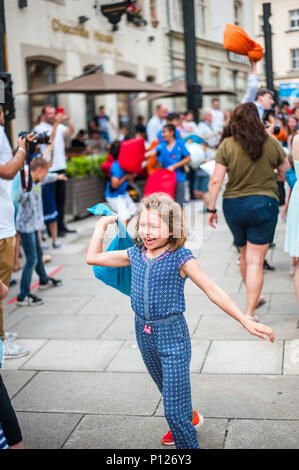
[{"left": 2, "top": 200, "right": 299, "bottom": 449}]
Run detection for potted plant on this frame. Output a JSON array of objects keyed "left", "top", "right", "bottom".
[{"left": 65, "top": 154, "right": 108, "bottom": 219}]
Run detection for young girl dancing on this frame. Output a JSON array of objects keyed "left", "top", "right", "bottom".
[{"left": 86, "top": 193, "right": 274, "bottom": 449}]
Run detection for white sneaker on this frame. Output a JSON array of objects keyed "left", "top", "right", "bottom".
[
  {"left": 5, "top": 332, "right": 18, "bottom": 342},
  {"left": 3, "top": 339, "right": 30, "bottom": 360}
]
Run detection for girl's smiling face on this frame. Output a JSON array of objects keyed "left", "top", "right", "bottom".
[{"left": 138, "top": 208, "right": 171, "bottom": 250}]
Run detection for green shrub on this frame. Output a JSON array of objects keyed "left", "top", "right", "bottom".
[{"left": 66, "top": 154, "right": 108, "bottom": 179}]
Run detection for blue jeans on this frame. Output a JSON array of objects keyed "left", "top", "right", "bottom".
[{"left": 18, "top": 232, "right": 49, "bottom": 300}]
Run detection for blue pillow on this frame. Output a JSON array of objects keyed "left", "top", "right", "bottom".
[{"left": 87, "top": 204, "right": 134, "bottom": 296}]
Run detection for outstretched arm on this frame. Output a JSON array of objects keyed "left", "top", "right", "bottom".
[
  {"left": 86, "top": 215, "right": 130, "bottom": 267},
  {"left": 182, "top": 259, "right": 275, "bottom": 342}
]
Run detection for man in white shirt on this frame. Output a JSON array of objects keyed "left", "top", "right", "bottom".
[
  {"left": 197, "top": 110, "right": 220, "bottom": 149},
  {"left": 210, "top": 98, "right": 224, "bottom": 134},
  {"left": 146, "top": 104, "right": 168, "bottom": 144},
  {"left": 0, "top": 104, "right": 34, "bottom": 359},
  {"left": 35, "top": 105, "right": 75, "bottom": 236}
]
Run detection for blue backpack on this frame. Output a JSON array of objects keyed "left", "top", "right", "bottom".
[{"left": 87, "top": 204, "right": 134, "bottom": 296}]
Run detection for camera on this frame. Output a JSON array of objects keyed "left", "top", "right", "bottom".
[
  {"left": 273, "top": 124, "right": 280, "bottom": 135},
  {"left": 18, "top": 130, "right": 50, "bottom": 156}
]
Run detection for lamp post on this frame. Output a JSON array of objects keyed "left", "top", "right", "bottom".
[
  {"left": 182, "top": 0, "right": 202, "bottom": 123},
  {"left": 263, "top": 3, "right": 276, "bottom": 101}
]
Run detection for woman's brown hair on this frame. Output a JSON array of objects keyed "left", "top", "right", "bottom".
[
  {"left": 220, "top": 102, "right": 268, "bottom": 161},
  {"left": 133, "top": 193, "right": 186, "bottom": 251}
]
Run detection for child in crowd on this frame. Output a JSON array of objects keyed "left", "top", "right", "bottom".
[
  {"left": 16, "top": 158, "right": 64, "bottom": 307},
  {"left": 145, "top": 124, "right": 191, "bottom": 207},
  {"left": 104, "top": 141, "right": 138, "bottom": 227},
  {"left": 86, "top": 193, "right": 274, "bottom": 449}
]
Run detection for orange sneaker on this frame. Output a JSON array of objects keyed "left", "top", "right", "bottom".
[{"left": 161, "top": 410, "right": 204, "bottom": 446}]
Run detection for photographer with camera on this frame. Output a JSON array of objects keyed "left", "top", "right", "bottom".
[
  {"left": 0, "top": 104, "right": 36, "bottom": 359},
  {"left": 34, "top": 105, "right": 76, "bottom": 237}
]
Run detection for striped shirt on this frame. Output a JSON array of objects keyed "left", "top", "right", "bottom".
[{"left": 0, "top": 423, "right": 9, "bottom": 449}]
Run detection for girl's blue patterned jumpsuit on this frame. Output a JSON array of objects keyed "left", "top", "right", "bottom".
[{"left": 127, "top": 244, "right": 199, "bottom": 449}]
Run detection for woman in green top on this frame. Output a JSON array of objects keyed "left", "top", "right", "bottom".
[{"left": 208, "top": 102, "right": 288, "bottom": 322}]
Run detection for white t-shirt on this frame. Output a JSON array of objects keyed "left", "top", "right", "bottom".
[
  {"left": 34, "top": 122, "right": 68, "bottom": 172},
  {"left": 210, "top": 109, "right": 224, "bottom": 132},
  {"left": 0, "top": 126, "right": 16, "bottom": 240}
]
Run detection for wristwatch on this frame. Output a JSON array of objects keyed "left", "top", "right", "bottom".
[
  {"left": 207, "top": 208, "right": 217, "bottom": 213},
  {"left": 17, "top": 147, "right": 26, "bottom": 154}
]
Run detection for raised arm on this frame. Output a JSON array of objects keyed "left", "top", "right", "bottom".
[
  {"left": 182, "top": 259, "right": 275, "bottom": 342},
  {"left": 86, "top": 215, "right": 130, "bottom": 267}
]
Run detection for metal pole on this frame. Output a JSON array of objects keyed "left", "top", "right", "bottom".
[
  {"left": 182, "top": 0, "right": 201, "bottom": 122},
  {"left": 262, "top": 3, "right": 274, "bottom": 93}
]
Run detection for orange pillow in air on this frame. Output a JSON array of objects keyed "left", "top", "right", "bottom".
[{"left": 223, "top": 24, "right": 264, "bottom": 62}]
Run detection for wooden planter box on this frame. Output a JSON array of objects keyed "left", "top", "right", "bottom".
[{"left": 65, "top": 174, "right": 107, "bottom": 219}]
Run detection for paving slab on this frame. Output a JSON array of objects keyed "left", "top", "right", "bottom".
[
  {"left": 190, "top": 375, "right": 299, "bottom": 420},
  {"left": 106, "top": 340, "right": 147, "bottom": 373},
  {"left": 12, "top": 371, "right": 161, "bottom": 416},
  {"left": 0, "top": 370, "right": 36, "bottom": 398},
  {"left": 64, "top": 415, "right": 167, "bottom": 449},
  {"left": 101, "top": 316, "right": 135, "bottom": 341},
  {"left": 269, "top": 294, "right": 299, "bottom": 315},
  {"left": 185, "top": 276, "right": 242, "bottom": 295},
  {"left": 2, "top": 340, "right": 48, "bottom": 371},
  {"left": 12, "top": 315, "right": 115, "bottom": 340},
  {"left": 202, "top": 340, "right": 283, "bottom": 375},
  {"left": 21, "top": 339, "right": 122, "bottom": 372},
  {"left": 283, "top": 340, "right": 299, "bottom": 375},
  {"left": 3, "top": 309, "right": 28, "bottom": 331},
  {"left": 193, "top": 315, "right": 258, "bottom": 341},
  {"left": 80, "top": 293, "right": 132, "bottom": 316},
  {"left": 13, "top": 295, "right": 92, "bottom": 316},
  {"left": 241, "top": 274, "right": 295, "bottom": 294},
  {"left": 16, "top": 412, "right": 82, "bottom": 449},
  {"left": 225, "top": 419, "right": 299, "bottom": 449}
]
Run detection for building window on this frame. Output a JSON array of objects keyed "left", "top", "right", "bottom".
[
  {"left": 291, "top": 49, "right": 299, "bottom": 71},
  {"left": 26, "top": 60, "right": 57, "bottom": 127},
  {"left": 172, "top": 0, "right": 184, "bottom": 30},
  {"left": 210, "top": 66, "right": 220, "bottom": 87},
  {"left": 290, "top": 10, "right": 299, "bottom": 30},
  {"left": 197, "top": 0, "right": 207, "bottom": 36},
  {"left": 150, "top": 0, "right": 159, "bottom": 27},
  {"left": 259, "top": 15, "right": 264, "bottom": 35},
  {"left": 234, "top": 0, "right": 243, "bottom": 26}
]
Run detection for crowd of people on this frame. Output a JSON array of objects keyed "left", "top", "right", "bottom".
[{"left": 0, "top": 57, "right": 299, "bottom": 448}]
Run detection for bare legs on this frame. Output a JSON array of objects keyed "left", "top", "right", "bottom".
[
  {"left": 238, "top": 242, "right": 269, "bottom": 318},
  {"left": 48, "top": 221, "right": 58, "bottom": 246},
  {"left": 294, "top": 259, "right": 299, "bottom": 327}
]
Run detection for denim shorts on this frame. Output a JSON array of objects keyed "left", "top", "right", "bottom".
[{"left": 223, "top": 195, "right": 279, "bottom": 247}]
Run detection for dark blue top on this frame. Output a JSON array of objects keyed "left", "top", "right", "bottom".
[
  {"left": 127, "top": 244, "right": 195, "bottom": 320},
  {"left": 156, "top": 140, "right": 190, "bottom": 182},
  {"left": 105, "top": 161, "right": 128, "bottom": 199}
]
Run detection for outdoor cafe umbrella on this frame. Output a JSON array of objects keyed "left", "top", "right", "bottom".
[
  {"left": 134, "top": 80, "right": 237, "bottom": 102},
  {"left": 22, "top": 71, "right": 172, "bottom": 96}
]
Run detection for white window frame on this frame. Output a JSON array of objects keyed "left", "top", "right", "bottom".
[
  {"left": 172, "top": 0, "right": 184, "bottom": 31},
  {"left": 289, "top": 10, "right": 299, "bottom": 30},
  {"left": 291, "top": 49, "right": 299, "bottom": 71},
  {"left": 234, "top": 0, "right": 243, "bottom": 27},
  {"left": 196, "top": 0, "right": 207, "bottom": 37},
  {"left": 259, "top": 15, "right": 264, "bottom": 35}
]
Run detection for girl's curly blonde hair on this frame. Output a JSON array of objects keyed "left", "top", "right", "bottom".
[{"left": 133, "top": 193, "right": 187, "bottom": 251}]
